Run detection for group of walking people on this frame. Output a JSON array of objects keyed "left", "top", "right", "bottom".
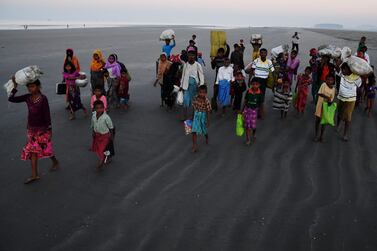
[
  {"left": 6, "top": 31, "right": 375, "bottom": 184},
  {"left": 155, "top": 34, "right": 375, "bottom": 151}
]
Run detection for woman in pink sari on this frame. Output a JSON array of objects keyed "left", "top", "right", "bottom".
[{"left": 287, "top": 50, "right": 300, "bottom": 85}]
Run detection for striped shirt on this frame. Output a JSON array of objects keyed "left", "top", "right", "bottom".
[
  {"left": 251, "top": 58, "right": 275, "bottom": 79},
  {"left": 273, "top": 86, "right": 293, "bottom": 112},
  {"left": 338, "top": 73, "right": 362, "bottom": 102}
]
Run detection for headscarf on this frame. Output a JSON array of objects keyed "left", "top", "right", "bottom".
[
  {"left": 90, "top": 49, "right": 105, "bottom": 72},
  {"left": 104, "top": 54, "right": 121, "bottom": 78},
  {"left": 64, "top": 48, "right": 81, "bottom": 72}
]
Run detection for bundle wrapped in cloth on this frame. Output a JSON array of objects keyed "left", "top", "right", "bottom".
[
  {"left": 160, "top": 29, "right": 175, "bottom": 41},
  {"left": 250, "top": 34, "right": 263, "bottom": 45},
  {"left": 210, "top": 30, "right": 227, "bottom": 57},
  {"left": 271, "top": 44, "right": 289, "bottom": 58},
  {"left": 4, "top": 65, "right": 43, "bottom": 96},
  {"left": 318, "top": 45, "right": 341, "bottom": 58},
  {"left": 341, "top": 47, "right": 373, "bottom": 76}
]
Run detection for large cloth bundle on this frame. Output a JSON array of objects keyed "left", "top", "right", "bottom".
[
  {"left": 210, "top": 30, "right": 227, "bottom": 57},
  {"left": 271, "top": 44, "right": 289, "bottom": 58},
  {"left": 318, "top": 44, "right": 341, "bottom": 58},
  {"left": 345, "top": 56, "right": 373, "bottom": 76},
  {"left": 340, "top": 46, "right": 373, "bottom": 75},
  {"left": 250, "top": 34, "right": 263, "bottom": 45},
  {"left": 160, "top": 29, "right": 175, "bottom": 41},
  {"left": 4, "top": 65, "right": 43, "bottom": 96}
]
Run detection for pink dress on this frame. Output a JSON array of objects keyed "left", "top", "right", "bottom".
[{"left": 90, "top": 95, "right": 108, "bottom": 111}]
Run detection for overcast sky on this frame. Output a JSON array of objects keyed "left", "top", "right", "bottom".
[{"left": 1, "top": 0, "right": 376, "bottom": 27}]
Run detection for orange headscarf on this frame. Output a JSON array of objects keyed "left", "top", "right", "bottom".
[
  {"left": 64, "top": 48, "right": 81, "bottom": 72},
  {"left": 90, "top": 49, "right": 105, "bottom": 71}
]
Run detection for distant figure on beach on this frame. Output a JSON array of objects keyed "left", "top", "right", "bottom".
[
  {"left": 90, "top": 49, "right": 106, "bottom": 93},
  {"left": 8, "top": 77, "right": 59, "bottom": 184},
  {"left": 358, "top": 36, "right": 366, "bottom": 52},
  {"left": 67, "top": 24, "right": 69, "bottom": 29},
  {"left": 292, "top": 32, "right": 300, "bottom": 52},
  {"left": 83, "top": 24, "right": 86, "bottom": 28}
]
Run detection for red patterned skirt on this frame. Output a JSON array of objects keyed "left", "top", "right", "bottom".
[{"left": 21, "top": 129, "right": 54, "bottom": 160}]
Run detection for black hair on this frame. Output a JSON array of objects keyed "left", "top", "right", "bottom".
[
  {"left": 198, "top": 85, "right": 207, "bottom": 92},
  {"left": 368, "top": 73, "right": 376, "bottom": 85},
  {"left": 108, "top": 54, "right": 116, "bottom": 60},
  {"left": 66, "top": 49, "right": 73, "bottom": 56},
  {"left": 234, "top": 43, "right": 239, "bottom": 48},
  {"left": 291, "top": 50, "right": 298, "bottom": 55},
  {"left": 305, "top": 66, "right": 312, "bottom": 72},
  {"left": 217, "top": 48, "right": 225, "bottom": 54},
  {"left": 64, "top": 61, "right": 76, "bottom": 73},
  {"left": 341, "top": 62, "right": 351, "bottom": 72},
  {"left": 224, "top": 57, "right": 230, "bottom": 61},
  {"left": 260, "top": 48, "right": 268, "bottom": 53},
  {"left": 26, "top": 79, "right": 41, "bottom": 87},
  {"left": 93, "top": 100, "right": 104, "bottom": 108},
  {"left": 326, "top": 74, "right": 335, "bottom": 80},
  {"left": 93, "top": 85, "right": 103, "bottom": 91}
]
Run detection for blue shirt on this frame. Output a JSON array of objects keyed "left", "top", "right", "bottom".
[{"left": 162, "top": 40, "right": 176, "bottom": 58}]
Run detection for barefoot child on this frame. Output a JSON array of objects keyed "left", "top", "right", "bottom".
[
  {"left": 63, "top": 61, "right": 87, "bottom": 120},
  {"left": 273, "top": 78, "right": 293, "bottom": 119},
  {"left": 365, "top": 74, "right": 376, "bottom": 117},
  {"left": 243, "top": 80, "right": 263, "bottom": 145},
  {"left": 294, "top": 66, "right": 312, "bottom": 115},
  {"left": 90, "top": 86, "right": 108, "bottom": 111},
  {"left": 216, "top": 57, "right": 234, "bottom": 115},
  {"left": 8, "top": 77, "right": 59, "bottom": 184},
  {"left": 118, "top": 69, "right": 131, "bottom": 110},
  {"left": 314, "top": 75, "right": 336, "bottom": 142},
  {"left": 91, "top": 100, "right": 114, "bottom": 168},
  {"left": 192, "top": 85, "right": 212, "bottom": 152}
]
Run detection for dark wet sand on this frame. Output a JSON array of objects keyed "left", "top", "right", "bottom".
[{"left": 0, "top": 27, "right": 377, "bottom": 251}]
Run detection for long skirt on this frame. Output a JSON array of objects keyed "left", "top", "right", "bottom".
[
  {"left": 107, "top": 78, "right": 120, "bottom": 108},
  {"left": 67, "top": 85, "right": 84, "bottom": 112},
  {"left": 21, "top": 129, "right": 54, "bottom": 160},
  {"left": 91, "top": 132, "right": 111, "bottom": 161},
  {"left": 183, "top": 77, "right": 198, "bottom": 108},
  {"left": 294, "top": 86, "right": 309, "bottom": 113},
  {"left": 217, "top": 79, "right": 231, "bottom": 106},
  {"left": 192, "top": 111, "right": 208, "bottom": 135},
  {"left": 243, "top": 108, "right": 258, "bottom": 130}
]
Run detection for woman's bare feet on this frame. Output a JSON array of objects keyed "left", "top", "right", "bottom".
[{"left": 24, "top": 176, "right": 40, "bottom": 185}]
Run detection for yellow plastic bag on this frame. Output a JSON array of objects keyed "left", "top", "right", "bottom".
[{"left": 210, "top": 31, "right": 227, "bottom": 57}]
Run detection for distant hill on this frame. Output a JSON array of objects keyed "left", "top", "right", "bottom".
[{"left": 315, "top": 24, "right": 344, "bottom": 30}]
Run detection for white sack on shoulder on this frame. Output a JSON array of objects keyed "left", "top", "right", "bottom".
[
  {"left": 345, "top": 56, "right": 373, "bottom": 76},
  {"left": 271, "top": 45, "right": 289, "bottom": 58},
  {"left": 160, "top": 29, "right": 175, "bottom": 41}
]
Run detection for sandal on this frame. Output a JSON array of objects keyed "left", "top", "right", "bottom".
[{"left": 24, "top": 176, "right": 40, "bottom": 185}]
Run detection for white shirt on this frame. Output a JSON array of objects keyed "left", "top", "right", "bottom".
[
  {"left": 216, "top": 65, "right": 234, "bottom": 85},
  {"left": 180, "top": 62, "right": 205, "bottom": 90},
  {"left": 250, "top": 58, "right": 275, "bottom": 79},
  {"left": 91, "top": 112, "right": 114, "bottom": 134},
  {"left": 338, "top": 73, "right": 362, "bottom": 101},
  {"left": 292, "top": 35, "right": 300, "bottom": 44}
]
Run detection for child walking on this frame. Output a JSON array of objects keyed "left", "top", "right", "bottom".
[
  {"left": 273, "top": 78, "right": 293, "bottom": 119},
  {"left": 8, "top": 77, "right": 59, "bottom": 184},
  {"left": 91, "top": 100, "right": 115, "bottom": 169},
  {"left": 314, "top": 75, "right": 336, "bottom": 142},
  {"left": 232, "top": 70, "right": 247, "bottom": 113},
  {"left": 90, "top": 86, "right": 108, "bottom": 111},
  {"left": 192, "top": 85, "right": 212, "bottom": 153},
  {"left": 294, "top": 66, "right": 312, "bottom": 115},
  {"left": 365, "top": 73, "right": 376, "bottom": 117},
  {"left": 104, "top": 54, "right": 121, "bottom": 109},
  {"left": 243, "top": 80, "right": 263, "bottom": 145},
  {"left": 118, "top": 69, "right": 131, "bottom": 110},
  {"left": 63, "top": 61, "right": 87, "bottom": 120}
]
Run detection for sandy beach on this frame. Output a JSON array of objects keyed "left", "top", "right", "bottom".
[{"left": 0, "top": 26, "right": 377, "bottom": 251}]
